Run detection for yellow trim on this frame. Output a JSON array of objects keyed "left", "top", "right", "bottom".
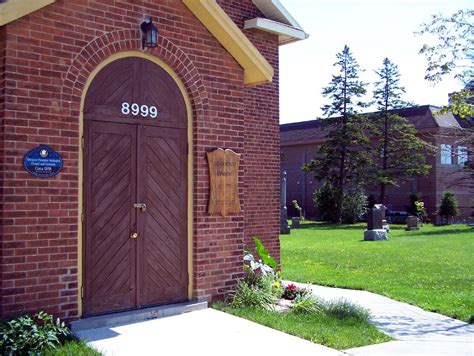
[
  {"left": 0, "top": 0, "right": 56, "bottom": 26},
  {"left": 78, "top": 51, "right": 194, "bottom": 316},
  {"left": 182, "top": 0, "right": 274, "bottom": 85}
]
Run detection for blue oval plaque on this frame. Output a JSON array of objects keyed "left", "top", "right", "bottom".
[{"left": 23, "top": 145, "right": 63, "bottom": 178}]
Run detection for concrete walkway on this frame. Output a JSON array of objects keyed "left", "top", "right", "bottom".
[
  {"left": 75, "top": 308, "right": 344, "bottom": 356},
  {"left": 290, "top": 282, "right": 474, "bottom": 356},
  {"left": 75, "top": 284, "right": 473, "bottom": 356}
]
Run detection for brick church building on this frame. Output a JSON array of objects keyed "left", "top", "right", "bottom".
[
  {"left": 281, "top": 105, "right": 473, "bottom": 222},
  {"left": 0, "top": 0, "right": 307, "bottom": 320}
]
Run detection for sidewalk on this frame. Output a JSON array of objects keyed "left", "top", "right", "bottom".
[
  {"left": 75, "top": 284, "right": 473, "bottom": 356},
  {"left": 75, "top": 308, "right": 344, "bottom": 356},
  {"left": 290, "top": 282, "right": 474, "bottom": 356}
]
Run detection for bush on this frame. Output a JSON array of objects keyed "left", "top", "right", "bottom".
[
  {"left": 257, "top": 274, "right": 282, "bottom": 298},
  {"left": 231, "top": 280, "right": 274, "bottom": 309},
  {"left": 438, "top": 191, "right": 460, "bottom": 224},
  {"left": 341, "top": 188, "right": 367, "bottom": 224},
  {"left": 282, "top": 283, "right": 311, "bottom": 301},
  {"left": 323, "top": 299, "right": 370, "bottom": 322},
  {"left": 282, "top": 283, "right": 298, "bottom": 300},
  {"left": 314, "top": 183, "right": 367, "bottom": 223},
  {"left": 290, "top": 295, "right": 323, "bottom": 315},
  {"left": 0, "top": 311, "right": 70, "bottom": 355},
  {"left": 408, "top": 193, "right": 422, "bottom": 216},
  {"left": 313, "top": 182, "right": 337, "bottom": 222}
]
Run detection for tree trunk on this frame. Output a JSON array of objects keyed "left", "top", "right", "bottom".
[
  {"left": 379, "top": 183, "right": 386, "bottom": 205},
  {"left": 380, "top": 109, "right": 389, "bottom": 204}
]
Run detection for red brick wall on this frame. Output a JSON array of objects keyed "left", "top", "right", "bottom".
[
  {"left": 218, "top": 0, "right": 281, "bottom": 263},
  {"left": 1, "top": 0, "right": 280, "bottom": 320},
  {"left": 0, "top": 26, "right": 7, "bottom": 317}
]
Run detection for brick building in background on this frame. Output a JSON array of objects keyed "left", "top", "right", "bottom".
[
  {"left": 0, "top": 0, "right": 307, "bottom": 320},
  {"left": 281, "top": 105, "right": 473, "bottom": 221}
]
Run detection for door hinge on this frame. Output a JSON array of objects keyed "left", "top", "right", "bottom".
[
  {"left": 81, "top": 286, "right": 84, "bottom": 299},
  {"left": 81, "top": 136, "right": 85, "bottom": 150}
]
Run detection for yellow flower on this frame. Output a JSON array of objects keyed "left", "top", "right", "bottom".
[{"left": 273, "top": 281, "right": 280, "bottom": 289}]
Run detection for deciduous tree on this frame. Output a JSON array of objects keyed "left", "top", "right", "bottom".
[
  {"left": 417, "top": 9, "right": 473, "bottom": 191},
  {"left": 416, "top": 9, "right": 473, "bottom": 117}
]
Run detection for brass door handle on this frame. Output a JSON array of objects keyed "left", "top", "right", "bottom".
[
  {"left": 133, "top": 203, "right": 147, "bottom": 212},
  {"left": 130, "top": 232, "right": 138, "bottom": 239}
]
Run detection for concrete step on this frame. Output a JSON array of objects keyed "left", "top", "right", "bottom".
[{"left": 70, "top": 300, "right": 207, "bottom": 332}]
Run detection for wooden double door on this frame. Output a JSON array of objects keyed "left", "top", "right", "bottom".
[{"left": 82, "top": 57, "right": 188, "bottom": 316}]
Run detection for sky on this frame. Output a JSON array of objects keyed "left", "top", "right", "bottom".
[{"left": 279, "top": 0, "right": 472, "bottom": 124}]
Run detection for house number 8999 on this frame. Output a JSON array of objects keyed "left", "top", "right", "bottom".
[{"left": 121, "top": 102, "right": 158, "bottom": 118}]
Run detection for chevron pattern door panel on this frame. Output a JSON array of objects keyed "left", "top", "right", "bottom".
[
  {"left": 83, "top": 121, "right": 137, "bottom": 316},
  {"left": 137, "top": 126, "right": 188, "bottom": 307}
]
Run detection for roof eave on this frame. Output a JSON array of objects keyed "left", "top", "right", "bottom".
[
  {"left": 244, "top": 18, "right": 309, "bottom": 46},
  {"left": 0, "top": 0, "right": 56, "bottom": 26},
  {"left": 183, "top": 0, "right": 274, "bottom": 86}
]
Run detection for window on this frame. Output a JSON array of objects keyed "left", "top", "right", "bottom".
[
  {"left": 458, "top": 146, "right": 468, "bottom": 166},
  {"left": 440, "top": 144, "right": 452, "bottom": 165}
]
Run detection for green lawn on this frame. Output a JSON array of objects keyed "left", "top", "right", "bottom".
[
  {"left": 281, "top": 222, "right": 474, "bottom": 322},
  {"left": 45, "top": 340, "right": 101, "bottom": 356},
  {"left": 213, "top": 302, "right": 390, "bottom": 350}
]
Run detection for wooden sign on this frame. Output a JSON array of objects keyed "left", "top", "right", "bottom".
[{"left": 206, "top": 148, "right": 241, "bottom": 217}]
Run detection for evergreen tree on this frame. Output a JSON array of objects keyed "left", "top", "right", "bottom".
[
  {"left": 304, "top": 45, "right": 370, "bottom": 223},
  {"left": 372, "top": 58, "right": 432, "bottom": 204},
  {"left": 438, "top": 191, "right": 460, "bottom": 224}
]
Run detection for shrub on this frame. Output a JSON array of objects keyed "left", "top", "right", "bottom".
[
  {"left": 323, "top": 299, "right": 370, "bottom": 322},
  {"left": 438, "top": 191, "right": 460, "bottom": 224},
  {"left": 341, "top": 188, "right": 367, "bottom": 224},
  {"left": 0, "top": 311, "right": 70, "bottom": 355},
  {"left": 282, "top": 283, "right": 311, "bottom": 300},
  {"left": 313, "top": 182, "right": 337, "bottom": 222},
  {"left": 282, "top": 283, "right": 298, "bottom": 300},
  {"left": 231, "top": 280, "right": 274, "bottom": 309},
  {"left": 257, "top": 274, "right": 282, "bottom": 298},
  {"left": 290, "top": 295, "right": 323, "bottom": 315},
  {"left": 291, "top": 200, "right": 303, "bottom": 218},
  {"left": 243, "top": 237, "right": 277, "bottom": 278},
  {"left": 408, "top": 193, "right": 422, "bottom": 216}
]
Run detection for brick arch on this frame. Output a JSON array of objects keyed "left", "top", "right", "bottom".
[
  {"left": 64, "top": 29, "right": 210, "bottom": 306},
  {"left": 62, "top": 29, "right": 208, "bottom": 119}
]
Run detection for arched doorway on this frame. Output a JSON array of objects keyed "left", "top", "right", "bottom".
[{"left": 82, "top": 56, "right": 189, "bottom": 316}]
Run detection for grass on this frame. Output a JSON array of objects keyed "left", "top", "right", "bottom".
[
  {"left": 44, "top": 340, "right": 101, "bottom": 356},
  {"left": 281, "top": 222, "right": 474, "bottom": 322},
  {"left": 213, "top": 302, "right": 391, "bottom": 350}
]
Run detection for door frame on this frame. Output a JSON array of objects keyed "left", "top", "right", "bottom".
[{"left": 78, "top": 51, "right": 193, "bottom": 317}]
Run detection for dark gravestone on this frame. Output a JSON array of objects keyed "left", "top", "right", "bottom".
[
  {"left": 405, "top": 216, "right": 419, "bottom": 231},
  {"left": 367, "top": 204, "right": 384, "bottom": 230},
  {"left": 365, "top": 204, "right": 388, "bottom": 241}
]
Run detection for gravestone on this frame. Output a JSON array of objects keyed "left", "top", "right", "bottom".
[
  {"left": 291, "top": 217, "right": 300, "bottom": 229},
  {"left": 405, "top": 216, "right": 419, "bottom": 231},
  {"left": 364, "top": 204, "right": 388, "bottom": 241},
  {"left": 280, "top": 171, "right": 290, "bottom": 234}
]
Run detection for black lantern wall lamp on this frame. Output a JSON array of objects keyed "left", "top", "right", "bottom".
[{"left": 140, "top": 17, "right": 158, "bottom": 49}]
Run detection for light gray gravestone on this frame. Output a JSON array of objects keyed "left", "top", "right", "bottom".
[{"left": 280, "top": 171, "right": 290, "bottom": 234}]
